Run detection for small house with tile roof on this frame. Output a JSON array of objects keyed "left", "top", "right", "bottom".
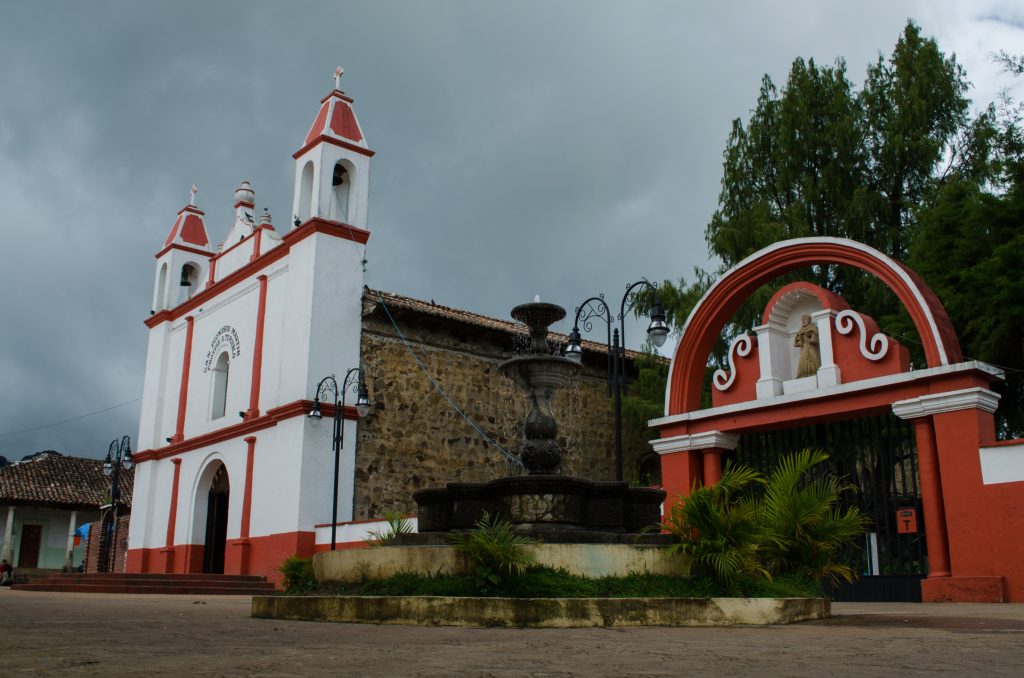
[{"left": 0, "top": 452, "right": 133, "bottom": 571}]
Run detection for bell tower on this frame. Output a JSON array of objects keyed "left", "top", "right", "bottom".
[
  {"left": 291, "top": 67, "right": 374, "bottom": 229},
  {"left": 153, "top": 185, "right": 213, "bottom": 312}
]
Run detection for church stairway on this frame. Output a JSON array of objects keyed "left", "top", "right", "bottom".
[{"left": 11, "top": 572, "right": 276, "bottom": 595}]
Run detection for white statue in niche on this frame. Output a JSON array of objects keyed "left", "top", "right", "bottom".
[{"left": 793, "top": 314, "right": 821, "bottom": 378}]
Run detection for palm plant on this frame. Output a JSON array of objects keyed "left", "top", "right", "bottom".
[
  {"left": 660, "top": 462, "right": 772, "bottom": 592},
  {"left": 366, "top": 512, "right": 415, "bottom": 547},
  {"left": 447, "top": 512, "right": 537, "bottom": 588},
  {"left": 759, "top": 449, "right": 869, "bottom": 585}
]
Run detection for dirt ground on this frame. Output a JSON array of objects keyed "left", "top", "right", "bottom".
[{"left": 2, "top": 589, "right": 1023, "bottom": 677}]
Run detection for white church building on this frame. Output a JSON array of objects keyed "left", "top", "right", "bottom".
[{"left": 127, "top": 74, "right": 375, "bottom": 579}]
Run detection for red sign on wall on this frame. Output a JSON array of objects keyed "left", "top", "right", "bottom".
[{"left": 897, "top": 508, "right": 918, "bottom": 534}]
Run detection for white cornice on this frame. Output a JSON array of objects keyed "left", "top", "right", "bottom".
[
  {"left": 650, "top": 431, "right": 740, "bottom": 455},
  {"left": 651, "top": 361, "right": 1003, "bottom": 429},
  {"left": 892, "top": 387, "right": 1001, "bottom": 420}
]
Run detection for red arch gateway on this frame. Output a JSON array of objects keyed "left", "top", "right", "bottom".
[{"left": 666, "top": 237, "right": 962, "bottom": 415}]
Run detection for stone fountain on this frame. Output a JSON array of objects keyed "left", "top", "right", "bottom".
[{"left": 412, "top": 301, "right": 666, "bottom": 539}]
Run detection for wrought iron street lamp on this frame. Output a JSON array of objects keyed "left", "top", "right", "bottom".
[
  {"left": 309, "top": 369, "right": 372, "bottom": 551},
  {"left": 102, "top": 435, "right": 133, "bottom": 572},
  {"left": 565, "top": 280, "right": 669, "bottom": 482}
]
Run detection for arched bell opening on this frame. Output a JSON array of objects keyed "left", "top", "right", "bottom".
[
  {"left": 298, "top": 160, "right": 314, "bottom": 223},
  {"left": 330, "top": 161, "right": 352, "bottom": 223}
]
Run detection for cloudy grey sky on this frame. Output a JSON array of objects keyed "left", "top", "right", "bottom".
[{"left": 1, "top": 1, "right": 1021, "bottom": 460}]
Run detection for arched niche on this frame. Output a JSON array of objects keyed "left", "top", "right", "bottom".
[
  {"left": 155, "top": 262, "right": 168, "bottom": 310},
  {"left": 298, "top": 160, "right": 315, "bottom": 222},
  {"left": 210, "top": 351, "right": 230, "bottom": 420},
  {"left": 666, "top": 237, "right": 962, "bottom": 415}
]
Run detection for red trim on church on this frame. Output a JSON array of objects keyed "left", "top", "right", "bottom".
[
  {"left": 292, "top": 134, "right": 375, "bottom": 160},
  {"left": 172, "top": 317, "right": 195, "bottom": 444},
  {"left": 145, "top": 217, "right": 368, "bottom": 328},
  {"left": 127, "top": 530, "right": 316, "bottom": 586},
  {"left": 133, "top": 400, "right": 361, "bottom": 463},
  {"left": 154, "top": 243, "right": 213, "bottom": 260},
  {"left": 245, "top": 275, "right": 269, "bottom": 419}
]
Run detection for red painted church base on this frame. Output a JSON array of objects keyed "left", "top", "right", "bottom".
[{"left": 126, "top": 531, "right": 315, "bottom": 587}]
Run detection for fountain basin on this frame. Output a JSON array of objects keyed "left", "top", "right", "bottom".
[
  {"left": 413, "top": 475, "right": 665, "bottom": 535},
  {"left": 498, "top": 354, "right": 577, "bottom": 390}
]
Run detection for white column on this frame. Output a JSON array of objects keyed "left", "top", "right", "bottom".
[
  {"left": 811, "top": 309, "right": 841, "bottom": 387},
  {"left": 64, "top": 510, "right": 78, "bottom": 571},
  {"left": 1, "top": 506, "right": 14, "bottom": 562}
]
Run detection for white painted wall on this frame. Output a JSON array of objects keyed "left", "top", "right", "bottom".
[
  {"left": 130, "top": 92, "right": 371, "bottom": 558},
  {"left": 980, "top": 442, "right": 1024, "bottom": 485}
]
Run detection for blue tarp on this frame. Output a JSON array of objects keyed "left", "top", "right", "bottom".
[{"left": 74, "top": 523, "right": 91, "bottom": 539}]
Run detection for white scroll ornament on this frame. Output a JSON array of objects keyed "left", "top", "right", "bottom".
[
  {"left": 712, "top": 334, "right": 753, "bottom": 391},
  {"left": 835, "top": 310, "right": 888, "bottom": 361}
]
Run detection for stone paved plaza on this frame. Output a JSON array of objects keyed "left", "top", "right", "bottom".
[{"left": 2, "top": 590, "right": 1024, "bottom": 676}]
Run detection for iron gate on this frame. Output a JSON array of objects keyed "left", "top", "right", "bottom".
[{"left": 732, "top": 413, "right": 927, "bottom": 602}]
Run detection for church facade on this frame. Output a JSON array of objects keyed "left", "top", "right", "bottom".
[{"left": 126, "top": 78, "right": 653, "bottom": 582}]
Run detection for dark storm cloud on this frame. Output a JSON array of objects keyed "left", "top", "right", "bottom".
[{"left": 1, "top": 1, "right": 1019, "bottom": 458}]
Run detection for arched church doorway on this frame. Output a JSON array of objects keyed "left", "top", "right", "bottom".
[{"left": 202, "top": 464, "right": 230, "bottom": 574}]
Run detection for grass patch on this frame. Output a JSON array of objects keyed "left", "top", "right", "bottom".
[{"left": 304, "top": 567, "right": 822, "bottom": 599}]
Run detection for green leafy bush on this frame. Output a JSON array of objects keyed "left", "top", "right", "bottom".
[
  {"left": 759, "top": 449, "right": 870, "bottom": 585},
  {"left": 660, "top": 462, "right": 771, "bottom": 593},
  {"left": 278, "top": 555, "right": 316, "bottom": 594},
  {"left": 366, "top": 512, "right": 415, "bottom": 547},
  {"left": 661, "top": 449, "right": 867, "bottom": 593},
  {"left": 447, "top": 512, "right": 537, "bottom": 591}
]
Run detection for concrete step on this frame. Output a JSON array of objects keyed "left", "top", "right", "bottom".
[
  {"left": 12, "top": 583, "right": 274, "bottom": 595},
  {"left": 12, "top": 572, "right": 275, "bottom": 595},
  {"left": 36, "top": 577, "right": 268, "bottom": 585}
]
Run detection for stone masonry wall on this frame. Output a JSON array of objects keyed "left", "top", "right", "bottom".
[{"left": 353, "top": 312, "right": 653, "bottom": 521}]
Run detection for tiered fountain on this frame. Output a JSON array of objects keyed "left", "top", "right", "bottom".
[{"left": 411, "top": 301, "right": 666, "bottom": 540}]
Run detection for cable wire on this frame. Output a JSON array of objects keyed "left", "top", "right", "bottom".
[
  {"left": 335, "top": 220, "right": 521, "bottom": 466},
  {"left": 0, "top": 397, "right": 141, "bottom": 439}
]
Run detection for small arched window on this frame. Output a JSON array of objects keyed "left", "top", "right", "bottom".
[
  {"left": 210, "top": 352, "right": 229, "bottom": 420},
  {"left": 330, "top": 162, "right": 350, "bottom": 223}
]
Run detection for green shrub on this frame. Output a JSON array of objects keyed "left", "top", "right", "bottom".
[
  {"left": 660, "top": 462, "right": 771, "bottom": 593},
  {"left": 661, "top": 449, "right": 868, "bottom": 594},
  {"left": 759, "top": 449, "right": 870, "bottom": 585},
  {"left": 278, "top": 555, "right": 316, "bottom": 594},
  {"left": 366, "top": 512, "right": 415, "bottom": 547},
  {"left": 447, "top": 512, "right": 537, "bottom": 591}
]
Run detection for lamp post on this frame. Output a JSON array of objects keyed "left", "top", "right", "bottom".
[
  {"left": 564, "top": 280, "right": 669, "bottom": 482},
  {"left": 309, "top": 369, "right": 372, "bottom": 551},
  {"left": 102, "top": 435, "right": 133, "bottom": 573}
]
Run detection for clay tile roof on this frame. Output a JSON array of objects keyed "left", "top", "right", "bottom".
[
  {"left": 0, "top": 452, "right": 134, "bottom": 511},
  {"left": 303, "top": 91, "right": 365, "bottom": 147},
  {"left": 365, "top": 288, "right": 652, "bottom": 360},
  {"left": 164, "top": 205, "right": 211, "bottom": 249}
]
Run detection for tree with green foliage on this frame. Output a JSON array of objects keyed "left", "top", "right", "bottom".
[
  {"left": 690, "top": 20, "right": 973, "bottom": 331},
  {"left": 636, "top": 21, "right": 1024, "bottom": 431}
]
